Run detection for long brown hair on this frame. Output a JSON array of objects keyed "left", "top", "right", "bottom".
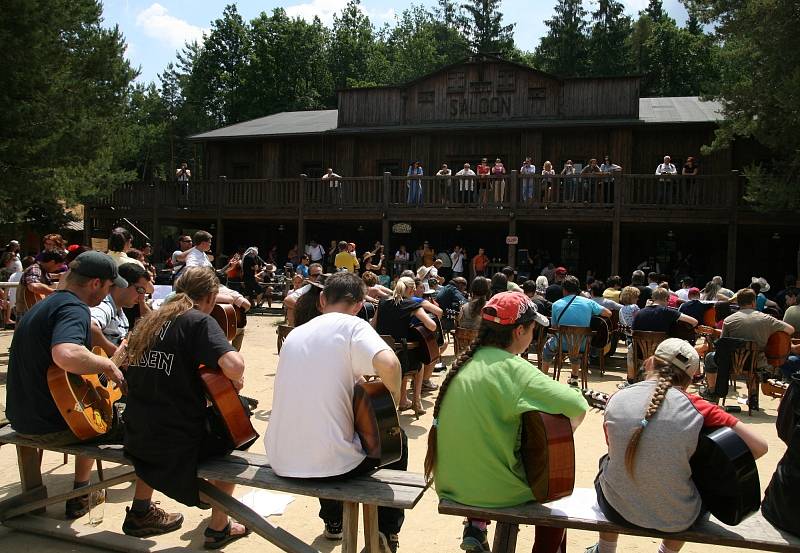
[
  {"left": 423, "top": 319, "right": 533, "bottom": 481},
  {"left": 126, "top": 267, "right": 219, "bottom": 363},
  {"left": 623, "top": 356, "right": 692, "bottom": 476}
]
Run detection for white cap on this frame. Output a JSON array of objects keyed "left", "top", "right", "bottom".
[{"left": 654, "top": 338, "right": 700, "bottom": 376}]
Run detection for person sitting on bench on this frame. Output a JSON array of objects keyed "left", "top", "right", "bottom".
[
  {"left": 265, "top": 272, "right": 405, "bottom": 552},
  {"left": 587, "top": 338, "right": 768, "bottom": 553},
  {"left": 6, "top": 251, "right": 183, "bottom": 535},
  {"left": 123, "top": 267, "right": 249, "bottom": 547},
  {"left": 425, "top": 291, "right": 588, "bottom": 553}
]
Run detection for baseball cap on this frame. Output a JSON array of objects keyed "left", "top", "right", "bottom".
[
  {"left": 654, "top": 338, "right": 700, "bottom": 376},
  {"left": 555, "top": 266, "right": 567, "bottom": 276},
  {"left": 688, "top": 287, "right": 700, "bottom": 295},
  {"left": 482, "top": 291, "right": 549, "bottom": 327},
  {"left": 71, "top": 251, "right": 127, "bottom": 288}
]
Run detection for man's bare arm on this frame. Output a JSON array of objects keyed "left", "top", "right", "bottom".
[{"left": 372, "top": 349, "right": 401, "bottom": 405}]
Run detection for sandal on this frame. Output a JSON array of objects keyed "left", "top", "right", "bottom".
[
  {"left": 397, "top": 400, "right": 413, "bottom": 412},
  {"left": 204, "top": 520, "right": 250, "bottom": 550}
]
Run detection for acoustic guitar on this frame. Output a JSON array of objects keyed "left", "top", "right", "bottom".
[
  {"left": 199, "top": 365, "right": 259, "bottom": 449},
  {"left": 23, "top": 287, "right": 47, "bottom": 311},
  {"left": 590, "top": 316, "right": 612, "bottom": 350},
  {"left": 765, "top": 330, "right": 792, "bottom": 367},
  {"left": 410, "top": 323, "right": 440, "bottom": 365},
  {"left": 211, "top": 303, "right": 238, "bottom": 341},
  {"left": 47, "top": 347, "right": 122, "bottom": 440},
  {"left": 690, "top": 426, "right": 760, "bottom": 526},
  {"left": 520, "top": 412, "right": 575, "bottom": 503},
  {"left": 353, "top": 380, "right": 402, "bottom": 467}
]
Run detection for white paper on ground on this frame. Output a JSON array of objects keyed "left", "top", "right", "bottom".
[
  {"left": 238, "top": 489, "right": 295, "bottom": 517},
  {"left": 543, "top": 488, "right": 608, "bottom": 522}
]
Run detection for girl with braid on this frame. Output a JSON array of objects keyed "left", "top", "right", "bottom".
[
  {"left": 425, "top": 292, "right": 589, "bottom": 553},
  {"left": 587, "top": 338, "right": 768, "bottom": 553}
]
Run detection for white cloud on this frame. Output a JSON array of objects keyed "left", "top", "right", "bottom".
[
  {"left": 284, "top": 0, "right": 395, "bottom": 27},
  {"left": 135, "top": 3, "right": 207, "bottom": 49}
]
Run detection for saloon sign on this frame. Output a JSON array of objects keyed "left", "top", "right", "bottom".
[{"left": 449, "top": 95, "right": 512, "bottom": 118}]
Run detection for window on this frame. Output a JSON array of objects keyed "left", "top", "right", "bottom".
[
  {"left": 497, "top": 70, "right": 516, "bottom": 91},
  {"left": 377, "top": 160, "right": 403, "bottom": 176},
  {"left": 469, "top": 81, "right": 492, "bottom": 94}
]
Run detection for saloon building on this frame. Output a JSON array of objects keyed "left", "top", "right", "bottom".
[{"left": 88, "top": 55, "right": 798, "bottom": 287}]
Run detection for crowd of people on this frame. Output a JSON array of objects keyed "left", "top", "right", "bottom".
[{"left": 1, "top": 227, "right": 799, "bottom": 553}]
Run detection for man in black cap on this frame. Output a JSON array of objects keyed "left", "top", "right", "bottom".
[{"left": 6, "top": 251, "right": 184, "bottom": 534}]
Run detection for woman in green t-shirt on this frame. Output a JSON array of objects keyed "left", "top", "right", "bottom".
[{"left": 425, "top": 291, "right": 588, "bottom": 553}]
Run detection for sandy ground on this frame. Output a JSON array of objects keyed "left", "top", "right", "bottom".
[{"left": 0, "top": 314, "right": 788, "bottom": 553}]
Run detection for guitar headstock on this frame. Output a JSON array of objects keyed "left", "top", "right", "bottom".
[{"left": 581, "top": 388, "right": 609, "bottom": 410}]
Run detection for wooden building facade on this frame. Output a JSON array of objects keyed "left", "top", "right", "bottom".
[{"left": 86, "top": 55, "right": 798, "bottom": 288}]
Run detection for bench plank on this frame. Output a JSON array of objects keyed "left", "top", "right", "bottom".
[
  {"left": 439, "top": 492, "right": 800, "bottom": 553},
  {"left": 197, "top": 480, "right": 317, "bottom": 553}
]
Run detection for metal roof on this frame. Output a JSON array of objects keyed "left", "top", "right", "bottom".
[
  {"left": 190, "top": 109, "right": 338, "bottom": 140},
  {"left": 639, "top": 97, "right": 723, "bottom": 124},
  {"left": 190, "top": 98, "right": 722, "bottom": 140}
]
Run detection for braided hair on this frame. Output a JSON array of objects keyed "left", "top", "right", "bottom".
[
  {"left": 623, "top": 356, "right": 692, "bottom": 476},
  {"left": 423, "top": 319, "right": 531, "bottom": 481}
]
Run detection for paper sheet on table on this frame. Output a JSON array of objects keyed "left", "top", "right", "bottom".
[
  {"left": 152, "top": 285, "right": 173, "bottom": 301},
  {"left": 543, "top": 488, "right": 608, "bottom": 522},
  {"left": 238, "top": 490, "right": 295, "bottom": 518}
]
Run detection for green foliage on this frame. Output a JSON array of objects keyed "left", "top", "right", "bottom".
[
  {"left": 460, "top": 0, "right": 516, "bottom": 56},
  {"left": 533, "top": 0, "right": 589, "bottom": 76},
  {"left": 0, "top": 0, "right": 138, "bottom": 225},
  {"left": 586, "top": 0, "right": 633, "bottom": 76},
  {"left": 687, "top": 0, "right": 800, "bottom": 210},
  {"left": 329, "top": 0, "right": 377, "bottom": 90}
]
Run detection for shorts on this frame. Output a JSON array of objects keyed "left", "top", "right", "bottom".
[{"left": 541, "top": 335, "right": 589, "bottom": 362}]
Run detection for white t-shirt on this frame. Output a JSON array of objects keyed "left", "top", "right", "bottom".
[
  {"left": 184, "top": 247, "right": 212, "bottom": 268},
  {"left": 265, "top": 312, "right": 391, "bottom": 477},
  {"left": 90, "top": 294, "right": 129, "bottom": 345},
  {"left": 7, "top": 270, "right": 22, "bottom": 305}
]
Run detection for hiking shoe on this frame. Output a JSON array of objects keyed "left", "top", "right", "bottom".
[
  {"left": 421, "top": 379, "right": 439, "bottom": 392},
  {"left": 567, "top": 376, "right": 579, "bottom": 387},
  {"left": 65, "top": 494, "right": 90, "bottom": 519},
  {"left": 323, "top": 520, "right": 343, "bottom": 540},
  {"left": 378, "top": 531, "right": 399, "bottom": 553},
  {"left": 461, "top": 524, "right": 490, "bottom": 552},
  {"left": 122, "top": 503, "right": 184, "bottom": 537}
]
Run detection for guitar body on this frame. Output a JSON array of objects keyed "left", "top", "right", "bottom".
[
  {"left": 520, "top": 412, "right": 575, "bottom": 503},
  {"left": 353, "top": 380, "right": 402, "bottom": 467},
  {"left": 590, "top": 316, "right": 612, "bottom": 350},
  {"left": 199, "top": 366, "right": 258, "bottom": 449},
  {"left": 669, "top": 319, "right": 696, "bottom": 341},
  {"left": 23, "top": 287, "right": 47, "bottom": 311},
  {"left": 47, "top": 347, "right": 122, "bottom": 440},
  {"left": 211, "top": 303, "right": 238, "bottom": 341},
  {"left": 690, "top": 426, "right": 760, "bottom": 526},
  {"left": 410, "top": 323, "right": 440, "bottom": 364},
  {"left": 765, "top": 331, "right": 791, "bottom": 367}
]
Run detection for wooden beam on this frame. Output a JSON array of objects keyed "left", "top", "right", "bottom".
[
  {"left": 0, "top": 471, "right": 136, "bottom": 521},
  {"left": 362, "top": 504, "right": 380, "bottom": 553},
  {"left": 492, "top": 521, "right": 519, "bottom": 553},
  {"left": 197, "top": 480, "right": 317, "bottom": 553},
  {"left": 341, "top": 501, "right": 359, "bottom": 553}
]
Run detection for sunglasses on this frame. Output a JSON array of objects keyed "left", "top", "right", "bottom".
[
  {"left": 309, "top": 273, "right": 322, "bottom": 278},
  {"left": 135, "top": 286, "right": 147, "bottom": 295},
  {"left": 180, "top": 239, "right": 192, "bottom": 243}
]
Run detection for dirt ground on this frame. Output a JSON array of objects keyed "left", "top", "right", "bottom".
[{"left": 0, "top": 314, "right": 788, "bottom": 553}]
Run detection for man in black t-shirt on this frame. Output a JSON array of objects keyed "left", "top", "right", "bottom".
[
  {"left": 6, "top": 251, "right": 183, "bottom": 532},
  {"left": 631, "top": 269, "right": 652, "bottom": 309},
  {"left": 633, "top": 287, "right": 698, "bottom": 333}
]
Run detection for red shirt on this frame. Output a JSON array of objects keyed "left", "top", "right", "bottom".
[
  {"left": 473, "top": 254, "right": 489, "bottom": 271},
  {"left": 477, "top": 164, "right": 490, "bottom": 176}
]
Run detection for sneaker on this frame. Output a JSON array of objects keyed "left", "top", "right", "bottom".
[
  {"left": 460, "top": 524, "right": 490, "bottom": 552},
  {"left": 65, "top": 494, "right": 90, "bottom": 519},
  {"left": 122, "top": 503, "right": 184, "bottom": 537},
  {"left": 323, "top": 520, "right": 343, "bottom": 540},
  {"left": 378, "top": 531, "right": 399, "bottom": 553},
  {"left": 585, "top": 544, "right": 600, "bottom": 553},
  {"left": 616, "top": 380, "right": 633, "bottom": 390},
  {"left": 421, "top": 379, "right": 439, "bottom": 392},
  {"left": 567, "top": 376, "right": 579, "bottom": 387}
]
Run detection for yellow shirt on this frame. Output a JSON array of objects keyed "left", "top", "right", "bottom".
[
  {"left": 334, "top": 251, "right": 359, "bottom": 273},
  {"left": 602, "top": 287, "right": 621, "bottom": 302}
]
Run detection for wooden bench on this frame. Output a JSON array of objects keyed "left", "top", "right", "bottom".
[
  {"left": 439, "top": 487, "right": 800, "bottom": 553},
  {"left": 0, "top": 426, "right": 428, "bottom": 553}
]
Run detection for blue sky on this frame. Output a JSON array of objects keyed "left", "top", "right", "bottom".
[{"left": 101, "top": 0, "right": 689, "bottom": 84}]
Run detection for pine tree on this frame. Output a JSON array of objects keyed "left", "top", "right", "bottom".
[
  {"left": 533, "top": 0, "right": 589, "bottom": 76},
  {"left": 645, "top": 0, "right": 665, "bottom": 22},
  {"left": 586, "top": 0, "right": 633, "bottom": 76},
  {"left": 460, "top": 0, "right": 516, "bottom": 56},
  {"left": 329, "top": 0, "right": 377, "bottom": 88}
]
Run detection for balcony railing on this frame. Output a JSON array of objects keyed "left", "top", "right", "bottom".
[{"left": 88, "top": 173, "right": 745, "bottom": 214}]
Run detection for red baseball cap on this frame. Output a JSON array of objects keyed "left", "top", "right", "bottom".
[
  {"left": 482, "top": 292, "right": 549, "bottom": 327},
  {"left": 555, "top": 266, "right": 567, "bottom": 275},
  {"left": 688, "top": 287, "right": 700, "bottom": 295}
]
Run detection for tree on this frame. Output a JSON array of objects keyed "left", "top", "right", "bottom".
[
  {"left": 586, "top": 0, "right": 633, "bottom": 76},
  {"left": 329, "top": 0, "right": 377, "bottom": 89},
  {"left": 461, "top": 0, "right": 516, "bottom": 56},
  {"left": 645, "top": 0, "right": 665, "bottom": 22},
  {"left": 533, "top": 0, "right": 589, "bottom": 76},
  {"left": 0, "top": 0, "right": 138, "bottom": 226},
  {"left": 686, "top": 0, "right": 800, "bottom": 211}
]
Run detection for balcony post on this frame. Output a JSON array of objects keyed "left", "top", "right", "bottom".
[
  {"left": 611, "top": 175, "right": 624, "bottom": 275},
  {"left": 509, "top": 170, "right": 518, "bottom": 210},
  {"left": 298, "top": 174, "right": 307, "bottom": 255},
  {"left": 382, "top": 172, "right": 391, "bottom": 210},
  {"left": 507, "top": 218, "right": 517, "bottom": 269},
  {"left": 215, "top": 178, "right": 224, "bottom": 258},
  {"left": 152, "top": 181, "right": 161, "bottom": 260}
]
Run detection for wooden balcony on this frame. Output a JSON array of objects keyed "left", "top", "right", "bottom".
[{"left": 88, "top": 173, "right": 766, "bottom": 225}]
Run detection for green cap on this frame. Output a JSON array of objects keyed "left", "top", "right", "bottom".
[{"left": 71, "top": 251, "right": 128, "bottom": 288}]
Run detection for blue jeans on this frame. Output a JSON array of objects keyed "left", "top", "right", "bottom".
[
  {"left": 521, "top": 180, "right": 533, "bottom": 202},
  {"left": 407, "top": 182, "right": 422, "bottom": 206},
  {"left": 781, "top": 355, "right": 800, "bottom": 380}
]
